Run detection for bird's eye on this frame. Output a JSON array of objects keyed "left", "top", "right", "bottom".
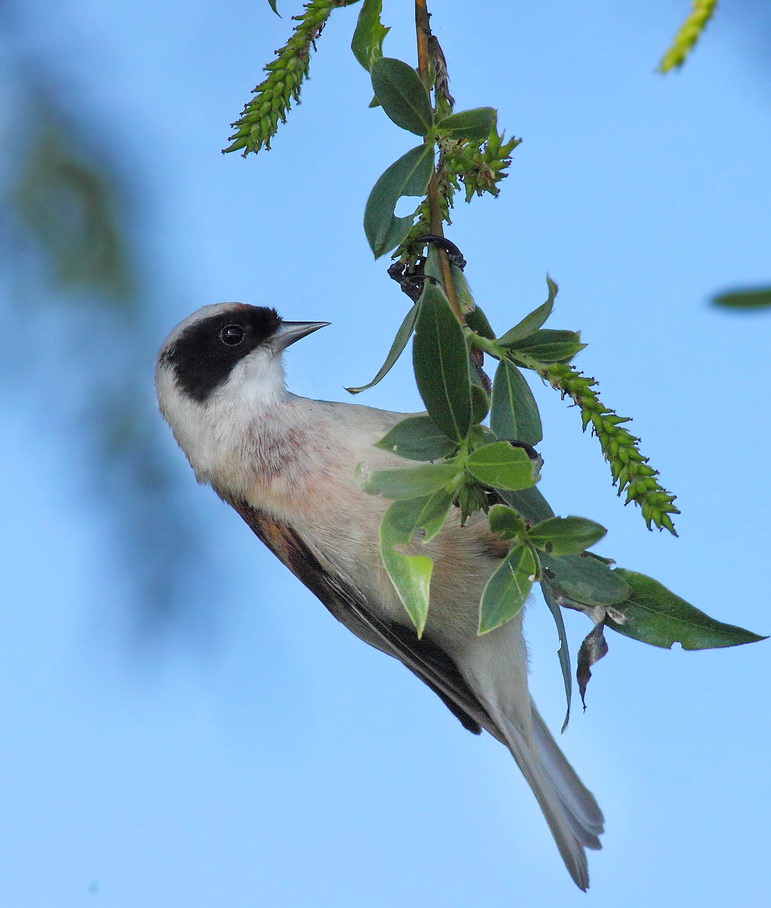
[{"left": 220, "top": 324, "right": 245, "bottom": 346}]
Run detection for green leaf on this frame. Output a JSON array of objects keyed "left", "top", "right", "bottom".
[
  {"left": 359, "top": 462, "right": 461, "bottom": 500},
  {"left": 506, "top": 328, "right": 585, "bottom": 363},
  {"left": 490, "top": 360, "right": 543, "bottom": 446},
  {"left": 470, "top": 383, "right": 490, "bottom": 424},
  {"left": 450, "top": 263, "right": 477, "bottom": 315},
  {"left": 267, "top": 0, "right": 280, "bottom": 15},
  {"left": 528, "top": 516, "right": 607, "bottom": 555},
  {"left": 346, "top": 300, "right": 419, "bottom": 394},
  {"left": 375, "top": 415, "right": 458, "bottom": 461},
  {"left": 380, "top": 492, "right": 454, "bottom": 635},
  {"left": 607, "top": 570, "right": 767, "bottom": 650},
  {"left": 436, "top": 107, "right": 497, "bottom": 141},
  {"left": 413, "top": 280, "right": 472, "bottom": 441},
  {"left": 497, "top": 276, "right": 558, "bottom": 344},
  {"left": 712, "top": 287, "right": 771, "bottom": 310},
  {"left": 351, "top": 0, "right": 390, "bottom": 70},
  {"left": 541, "top": 582, "right": 573, "bottom": 732},
  {"left": 479, "top": 544, "right": 536, "bottom": 634},
  {"left": 465, "top": 304, "right": 496, "bottom": 340},
  {"left": 498, "top": 486, "right": 554, "bottom": 524},
  {"left": 370, "top": 57, "right": 433, "bottom": 136},
  {"left": 487, "top": 504, "right": 526, "bottom": 540},
  {"left": 364, "top": 144, "right": 434, "bottom": 258},
  {"left": 468, "top": 360, "right": 490, "bottom": 424},
  {"left": 541, "top": 552, "right": 630, "bottom": 606},
  {"left": 466, "top": 442, "right": 537, "bottom": 491}
]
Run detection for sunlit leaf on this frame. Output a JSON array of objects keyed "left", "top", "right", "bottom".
[
  {"left": 413, "top": 280, "right": 472, "bottom": 440},
  {"left": 497, "top": 276, "right": 558, "bottom": 345},
  {"left": 364, "top": 144, "right": 434, "bottom": 258},
  {"left": 371, "top": 57, "right": 433, "bottom": 135},
  {"left": 351, "top": 0, "right": 390, "bottom": 70},
  {"left": 359, "top": 461, "right": 461, "bottom": 500},
  {"left": 607, "top": 570, "right": 767, "bottom": 649},
  {"left": 478, "top": 544, "right": 537, "bottom": 634},
  {"left": 466, "top": 441, "right": 536, "bottom": 491},
  {"left": 346, "top": 300, "right": 419, "bottom": 393},
  {"left": 490, "top": 360, "right": 542, "bottom": 446},
  {"left": 375, "top": 415, "right": 458, "bottom": 461},
  {"left": 380, "top": 492, "right": 454, "bottom": 635},
  {"left": 527, "top": 516, "right": 607, "bottom": 555}
]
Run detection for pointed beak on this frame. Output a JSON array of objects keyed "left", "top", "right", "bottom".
[{"left": 271, "top": 320, "right": 330, "bottom": 352}]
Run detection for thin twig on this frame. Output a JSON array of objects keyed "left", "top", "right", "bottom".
[{"left": 414, "top": 0, "right": 464, "bottom": 325}]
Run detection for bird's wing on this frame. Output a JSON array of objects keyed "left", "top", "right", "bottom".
[{"left": 229, "top": 499, "right": 505, "bottom": 742}]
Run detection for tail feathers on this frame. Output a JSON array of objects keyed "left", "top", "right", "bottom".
[
  {"left": 492, "top": 707, "right": 604, "bottom": 891},
  {"left": 530, "top": 702, "right": 604, "bottom": 847}
]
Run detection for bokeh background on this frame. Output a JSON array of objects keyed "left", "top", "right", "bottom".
[{"left": 1, "top": 1, "right": 769, "bottom": 905}]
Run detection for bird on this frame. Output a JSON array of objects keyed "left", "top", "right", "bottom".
[{"left": 155, "top": 302, "right": 605, "bottom": 889}]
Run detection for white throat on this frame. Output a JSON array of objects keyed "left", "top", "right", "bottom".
[{"left": 157, "top": 347, "right": 308, "bottom": 502}]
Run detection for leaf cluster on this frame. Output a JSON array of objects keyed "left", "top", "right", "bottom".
[
  {"left": 362, "top": 55, "right": 517, "bottom": 258},
  {"left": 234, "top": 1, "right": 766, "bottom": 721},
  {"left": 353, "top": 266, "right": 764, "bottom": 721}
]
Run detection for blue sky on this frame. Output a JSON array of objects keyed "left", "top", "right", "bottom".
[{"left": 1, "top": 1, "right": 770, "bottom": 905}]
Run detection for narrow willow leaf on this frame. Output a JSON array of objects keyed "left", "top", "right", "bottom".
[
  {"left": 479, "top": 544, "right": 536, "bottom": 634},
  {"left": 712, "top": 287, "right": 771, "bottom": 310},
  {"left": 423, "top": 245, "right": 443, "bottom": 282},
  {"left": 413, "top": 280, "right": 472, "bottom": 441},
  {"left": 541, "top": 581, "right": 573, "bottom": 732},
  {"left": 541, "top": 552, "right": 630, "bottom": 606},
  {"left": 506, "top": 328, "right": 585, "bottom": 363},
  {"left": 267, "top": 0, "right": 279, "bottom": 14},
  {"left": 345, "top": 301, "right": 419, "bottom": 394},
  {"left": 497, "top": 277, "right": 558, "bottom": 345},
  {"left": 576, "top": 622, "right": 608, "bottom": 708},
  {"left": 370, "top": 57, "right": 433, "bottom": 136},
  {"left": 436, "top": 107, "right": 497, "bottom": 141},
  {"left": 607, "top": 570, "right": 767, "bottom": 649},
  {"left": 359, "top": 461, "right": 461, "bottom": 500},
  {"left": 498, "top": 486, "right": 554, "bottom": 524},
  {"left": 490, "top": 360, "right": 543, "bottom": 446},
  {"left": 351, "top": 0, "right": 390, "bottom": 70},
  {"left": 450, "top": 263, "right": 476, "bottom": 315},
  {"left": 470, "top": 384, "right": 490, "bottom": 424},
  {"left": 487, "top": 504, "right": 526, "bottom": 540},
  {"left": 465, "top": 303, "right": 496, "bottom": 340},
  {"left": 528, "top": 516, "right": 607, "bottom": 555},
  {"left": 469, "top": 361, "right": 490, "bottom": 424},
  {"left": 364, "top": 144, "right": 434, "bottom": 258},
  {"left": 466, "top": 441, "right": 536, "bottom": 491},
  {"left": 379, "top": 492, "right": 454, "bottom": 635},
  {"left": 375, "top": 415, "right": 458, "bottom": 461}
]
